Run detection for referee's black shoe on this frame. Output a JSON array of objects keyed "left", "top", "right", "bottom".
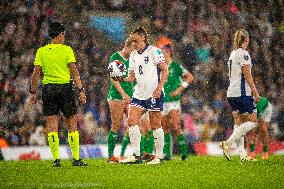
[
  {"left": 52, "top": 159, "right": 61, "bottom": 167},
  {"left": 72, "top": 158, "right": 88, "bottom": 166}
]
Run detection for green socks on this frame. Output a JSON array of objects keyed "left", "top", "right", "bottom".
[
  {"left": 68, "top": 131, "right": 80, "bottom": 160},
  {"left": 120, "top": 134, "right": 130, "bottom": 157},
  {"left": 251, "top": 144, "right": 269, "bottom": 153},
  {"left": 177, "top": 134, "right": 187, "bottom": 157},
  {"left": 163, "top": 133, "right": 187, "bottom": 159},
  {"left": 163, "top": 133, "right": 171, "bottom": 159},
  {"left": 140, "top": 135, "right": 146, "bottom": 156},
  {"left": 48, "top": 132, "right": 60, "bottom": 160},
  {"left": 120, "top": 134, "right": 147, "bottom": 156},
  {"left": 263, "top": 144, "right": 268, "bottom": 153},
  {"left": 120, "top": 130, "right": 155, "bottom": 157},
  {"left": 145, "top": 130, "right": 154, "bottom": 154},
  {"left": 108, "top": 130, "right": 118, "bottom": 158},
  {"left": 250, "top": 144, "right": 255, "bottom": 152}
]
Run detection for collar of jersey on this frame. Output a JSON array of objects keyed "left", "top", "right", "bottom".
[
  {"left": 138, "top": 44, "right": 149, "bottom": 55},
  {"left": 47, "top": 44, "right": 62, "bottom": 48}
]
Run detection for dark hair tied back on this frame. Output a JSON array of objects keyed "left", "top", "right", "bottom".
[{"left": 48, "top": 22, "right": 65, "bottom": 39}]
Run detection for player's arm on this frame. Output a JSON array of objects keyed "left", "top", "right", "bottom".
[
  {"left": 114, "top": 52, "right": 136, "bottom": 83},
  {"left": 29, "top": 48, "right": 42, "bottom": 104},
  {"left": 120, "top": 70, "right": 135, "bottom": 82},
  {"left": 171, "top": 71, "right": 194, "bottom": 97},
  {"left": 158, "top": 62, "right": 169, "bottom": 88},
  {"left": 153, "top": 61, "right": 168, "bottom": 98},
  {"left": 111, "top": 78, "right": 131, "bottom": 102},
  {"left": 69, "top": 63, "right": 86, "bottom": 105},
  {"left": 30, "top": 65, "right": 41, "bottom": 93},
  {"left": 29, "top": 65, "right": 41, "bottom": 104},
  {"left": 242, "top": 65, "right": 260, "bottom": 102}
]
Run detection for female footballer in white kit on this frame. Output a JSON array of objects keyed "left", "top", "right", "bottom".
[
  {"left": 220, "top": 29, "right": 260, "bottom": 161},
  {"left": 118, "top": 26, "right": 168, "bottom": 164}
]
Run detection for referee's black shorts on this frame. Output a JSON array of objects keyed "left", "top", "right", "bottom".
[{"left": 42, "top": 83, "right": 77, "bottom": 118}]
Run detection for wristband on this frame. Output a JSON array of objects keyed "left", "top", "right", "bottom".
[{"left": 181, "top": 81, "right": 189, "bottom": 88}]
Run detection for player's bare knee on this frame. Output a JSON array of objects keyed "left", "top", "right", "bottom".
[
  {"left": 151, "top": 122, "right": 161, "bottom": 130},
  {"left": 163, "top": 127, "right": 170, "bottom": 134},
  {"left": 128, "top": 117, "right": 138, "bottom": 127},
  {"left": 162, "top": 124, "right": 170, "bottom": 133},
  {"left": 66, "top": 115, "right": 77, "bottom": 132},
  {"left": 112, "top": 124, "right": 121, "bottom": 132},
  {"left": 173, "top": 127, "right": 182, "bottom": 136}
]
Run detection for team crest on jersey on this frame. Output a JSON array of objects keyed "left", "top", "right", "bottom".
[
  {"left": 144, "top": 56, "right": 149, "bottom": 64},
  {"left": 244, "top": 55, "right": 249, "bottom": 60},
  {"left": 156, "top": 49, "right": 162, "bottom": 55}
]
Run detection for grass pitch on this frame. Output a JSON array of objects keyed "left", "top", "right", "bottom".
[{"left": 0, "top": 155, "right": 284, "bottom": 189}]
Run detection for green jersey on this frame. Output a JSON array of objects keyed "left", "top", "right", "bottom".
[
  {"left": 34, "top": 44, "right": 76, "bottom": 85},
  {"left": 164, "top": 61, "right": 188, "bottom": 102},
  {"left": 256, "top": 96, "right": 269, "bottom": 118},
  {"left": 107, "top": 52, "right": 134, "bottom": 100}
]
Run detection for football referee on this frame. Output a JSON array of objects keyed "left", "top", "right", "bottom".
[{"left": 29, "top": 22, "right": 87, "bottom": 167}]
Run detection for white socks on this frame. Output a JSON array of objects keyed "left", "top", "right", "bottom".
[
  {"left": 153, "top": 127, "right": 164, "bottom": 159},
  {"left": 234, "top": 125, "right": 246, "bottom": 154},
  {"left": 227, "top": 121, "right": 257, "bottom": 146},
  {"left": 129, "top": 125, "right": 141, "bottom": 156}
]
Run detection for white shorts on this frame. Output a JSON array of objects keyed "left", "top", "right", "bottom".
[
  {"left": 260, "top": 103, "right": 272, "bottom": 122},
  {"left": 162, "top": 101, "right": 181, "bottom": 116}
]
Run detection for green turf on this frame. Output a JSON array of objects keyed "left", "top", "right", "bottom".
[{"left": 0, "top": 155, "right": 284, "bottom": 189}]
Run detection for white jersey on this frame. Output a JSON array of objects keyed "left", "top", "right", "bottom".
[
  {"left": 129, "top": 44, "right": 165, "bottom": 100},
  {"left": 227, "top": 48, "right": 252, "bottom": 97}
]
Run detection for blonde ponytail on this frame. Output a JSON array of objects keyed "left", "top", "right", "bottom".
[{"left": 233, "top": 29, "right": 249, "bottom": 50}]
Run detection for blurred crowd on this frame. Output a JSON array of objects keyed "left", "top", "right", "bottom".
[{"left": 0, "top": 0, "right": 283, "bottom": 148}]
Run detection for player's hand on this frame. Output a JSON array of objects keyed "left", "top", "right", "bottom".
[
  {"left": 170, "top": 89, "right": 181, "bottom": 97},
  {"left": 28, "top": 93, "right": 37, "bottom": 104},
  {"left": 252, "top": 90, "right": 260, "bottom": 103},
  {"left": 79, "top": 91, "right": 87, "bottom": 105},
  {"left": 122, "top": 93, "right": 131, "bottom": 103},
  {"left": 152, "top": 86, "right": 162, "bottom": 99}
]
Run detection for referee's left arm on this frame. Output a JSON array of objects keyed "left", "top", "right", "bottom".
[
  {"left": 69, "top": 63, "right": 86, "bottom": 105},
  {"left": 29, "top": 65, "right": 41, "bottom": 104},
  {"left": 30, "top": 65, "right": 41, "bottom": 92}
]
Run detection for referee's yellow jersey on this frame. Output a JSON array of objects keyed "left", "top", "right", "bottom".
[{"left": 34, "top": 44, "right": 76, "bottom": 85}]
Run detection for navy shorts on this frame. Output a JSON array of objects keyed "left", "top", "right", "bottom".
[
  {"left": 130, "top": 93, "right": 164, "bottom": 111},
  {"left": 227, "top": 96, "right": 256, "bottom": 114}
]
